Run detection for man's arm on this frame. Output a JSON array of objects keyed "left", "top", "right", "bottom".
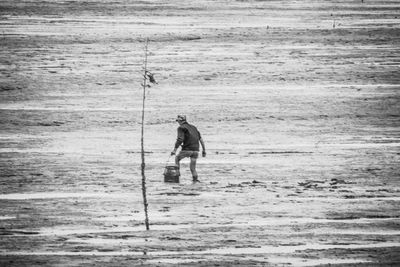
[
  {"left": 171, "top": 127, "right": 184, "bottom": 155},
  {"left": 200, "top": 137, "right": 206, "bottom": 157}
]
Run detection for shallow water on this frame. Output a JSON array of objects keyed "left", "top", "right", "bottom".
[
  {"left": 34, "top": 217, "right": 400, "bottom": 236},
  {"left": 1, "top": 242, "right": 399, "bottom": 256},
  {"left": 148, "top": 257, "right": 372, "bottom": 266},
  {"left": 267, "top": 257, "right": 371, "bottom": 267},
  {"left": 0, "top": 192, "right": 138, "bottom": 200},
  {"left": 0, "top": 216, "right": 16, "bottom": 220},
  {"left": 38, "top": 224, "right": 193, "bottom": 236}
]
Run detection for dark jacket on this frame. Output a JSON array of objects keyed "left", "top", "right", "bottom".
[{"left": 174, "top": 122, "right": 202, "bottom": 151}]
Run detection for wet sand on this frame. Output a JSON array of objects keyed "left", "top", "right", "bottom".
[{"left": 1, "top": 0, "right": 400, "bottom": 266}]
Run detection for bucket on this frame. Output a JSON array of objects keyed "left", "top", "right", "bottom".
[{"left": 164, "top": 165, "right": 180, "bottom": 183}]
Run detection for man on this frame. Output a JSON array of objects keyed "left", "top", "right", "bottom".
[{"left": 171, "top": 115, "right": 206, "bottom": 183}]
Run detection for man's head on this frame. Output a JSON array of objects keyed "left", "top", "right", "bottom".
[{"left": 176, "top": 115, "right": 187, "bottom": 125}]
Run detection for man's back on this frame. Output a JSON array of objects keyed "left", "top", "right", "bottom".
[{"left": 176, "top": 122, "right": 201, "bottom": 151}]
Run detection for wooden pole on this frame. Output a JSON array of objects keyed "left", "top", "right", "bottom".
[{"left": 141, "top": 38, "right": 150, "bottom": 230}]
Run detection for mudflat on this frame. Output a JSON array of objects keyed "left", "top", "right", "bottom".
[{"left": 1, "top": 1, "right": 399, "bottom": 266}]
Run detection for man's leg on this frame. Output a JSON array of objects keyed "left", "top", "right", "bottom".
[
  {"left": 175, "top": 155, "right": 181, "bottom": 168},
  {"left": 190, "top": 157, "right": 198, "bottom": 182},
  {"left": 175, "top": 151, "right": 190, "bottom": 169}
]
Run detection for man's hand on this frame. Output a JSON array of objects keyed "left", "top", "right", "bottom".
[{"left": 202, "top": 151, "right": 206, "bottom": 157}]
